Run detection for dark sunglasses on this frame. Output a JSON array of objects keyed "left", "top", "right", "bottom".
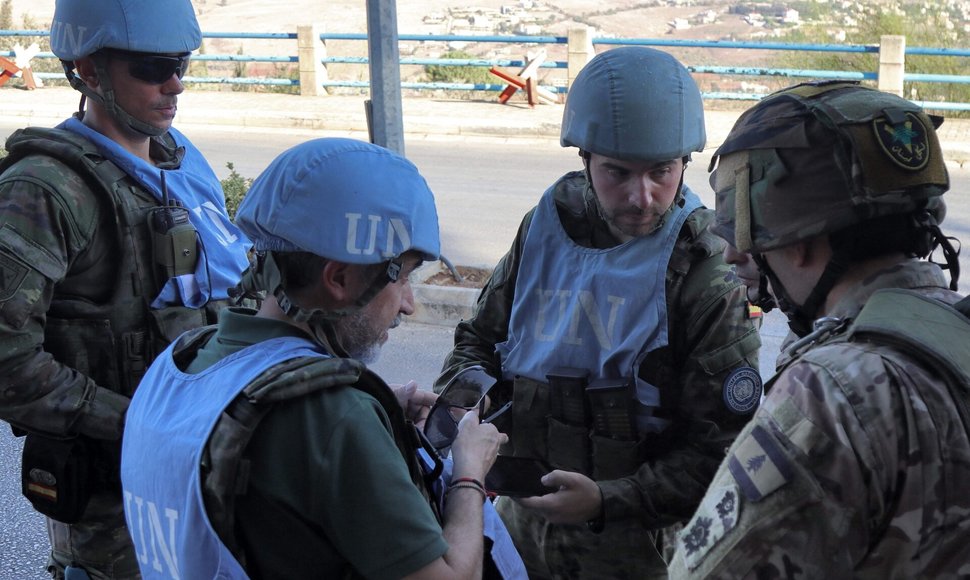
[
  {"left": 104, "top": 50, "right": 190, "bottom": 84},
  {"left": 424, "top": 366, "right": 510, "bottom": 455}
]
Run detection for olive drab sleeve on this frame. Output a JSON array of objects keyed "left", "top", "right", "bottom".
[{"left": 0, "top": 156, "right": 129, "bottom": 440}]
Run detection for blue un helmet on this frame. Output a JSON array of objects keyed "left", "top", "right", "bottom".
[
  {"left": 234, "top": 138, "right": 440, "bottom": 323},
  {"left": 50, "top": 0, "right": 202, "bottom": 136},
  {"left": 561, "top": 46, "right": 706, "bottom": 161}
]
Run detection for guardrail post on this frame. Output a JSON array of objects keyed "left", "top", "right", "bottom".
[
  {"left": 298, "top": 24, "right": 329, "bottom": 96},
  {"left": 878, "top": 35, "right": 905, "bottom": 97},
  {"left": 567, "top": 26, "right": 594, "bottom": 91}
]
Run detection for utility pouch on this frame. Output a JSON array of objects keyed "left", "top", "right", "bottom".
[
  {"left": 21, "top": 433, "right": 94, "bottom": 523},
  {"left": 148, "top": 204, "right": 198, "bottom": 283},
  {"left": 547, "top": 366, "right": 589, "bottom": 426},
  {"left": 590, "top": 434, "right": 643, "bottom": 480},
  {"left": 546, "top": 417, "right": 591, "bottom": 474},
  {"left": 586, "top": 378, "right": 636, "bottom": 441},
  {"left": 509, "top": 376, "right": 551, "bottom": 459}
]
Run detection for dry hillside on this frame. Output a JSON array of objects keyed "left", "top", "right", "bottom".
[{"left": 13, "top": 0, "right": 767, "bottom": 91}]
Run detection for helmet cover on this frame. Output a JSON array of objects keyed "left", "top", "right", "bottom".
[
  {"left": 710, "top": 81, "right": 948, "bottom": 253},
  {"left": 561, "top": 46, "right": 706, "bottom": 161},
  {"left": 51, "top": 0, "right": 202, "bottom": 60},
  {"left": 236, "top": 138, "right": 441, "bottom": 265}
]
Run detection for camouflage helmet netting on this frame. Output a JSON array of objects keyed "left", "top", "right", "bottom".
[{"left": 710, "top": 81, "right": 949, "bottom": 253}]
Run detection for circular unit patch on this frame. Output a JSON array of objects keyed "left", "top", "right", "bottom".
[
  {"left": 722, "top": 366, "right": 762, "bottom": 414},
  {"left": 872, "top": 111, "right": 931, "bottom": 171}
]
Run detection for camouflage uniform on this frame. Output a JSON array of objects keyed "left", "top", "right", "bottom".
[
  {"left": 669, "top": 261, "right": 970, "bottom": 578},
  {"left": 0, "top": 128, "right": 234, "bottom": 579},
  {"left": 437, "top": 173, "right": 761, "bottom": 579},
  {"left": 671, "top": 81, "right": 969, "bottom": 578}
]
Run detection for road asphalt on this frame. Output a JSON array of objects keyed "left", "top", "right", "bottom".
[
  {"left": 3, "top": 85, "right": 970, "bottom": 163},
  {"left": 1, "top": 84, "right": 967, "bottom": 335}
]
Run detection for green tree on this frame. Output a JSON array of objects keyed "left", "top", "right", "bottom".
[
  {"left": 424, "top": 50, "right": 492, "bottom": 85},
  {"left": 776, "top": 1, "right": 970, "bottom": 109}
]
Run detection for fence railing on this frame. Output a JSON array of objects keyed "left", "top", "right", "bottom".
[{"left": 2, "top": 28, "right": 969, "bottom": 110}]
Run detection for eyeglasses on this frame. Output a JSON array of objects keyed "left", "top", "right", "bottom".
[
  {"left": 423, "top": 365, "right": 510, "bottom": 455},
  {"left": 104, "top": 50, "right": 191, "bottom": 85}
]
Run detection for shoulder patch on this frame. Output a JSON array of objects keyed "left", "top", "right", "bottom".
[
  {"left": 722, "top": 366, "right": 762, "bottom": 414},
  {"left": 728, "top": 424, "right": 794, "bottom": 501},
  {"left": 679, "top": 484, "right": 740, "bottom": 570},
  {"left": 0, "top": 251, "right": 28, "bottom": 302}
]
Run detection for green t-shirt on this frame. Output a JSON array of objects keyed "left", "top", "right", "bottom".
[{"left": 191, "top": 308, "right": 448, "bottom": 579}]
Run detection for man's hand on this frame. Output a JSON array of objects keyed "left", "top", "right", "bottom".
[
  {"left": 390, "top": 380, "right": 437, "bottom": 430},
  {"left": 516, "top": 470, "right": 602, "bottom": 525}
]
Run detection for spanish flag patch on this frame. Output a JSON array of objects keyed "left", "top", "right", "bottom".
[{"left": 747, "top": 303, "right": 763, "bottom": 319}]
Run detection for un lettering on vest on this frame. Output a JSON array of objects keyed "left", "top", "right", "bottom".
[
  {"left": 123, "top": 490, "right": 182, "bottom": 580},
  {"left": 533, "top": 288, "right": 626, "bottom": 350},
  {"left": 49, "top": 21, "right": 87, "bottom": 56},
  {"left": 193, "top": 202, "right": 239, "bottom": 246},
  {"left": 345, "top": 213, "right": 411, "bottom": 257}
]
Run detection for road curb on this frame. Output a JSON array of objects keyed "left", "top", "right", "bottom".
[{"left": 410, "top": 261, "right": 481, "bottom": 327}]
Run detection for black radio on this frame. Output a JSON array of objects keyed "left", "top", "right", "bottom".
[{"left": 148, "top": 171, "right": 198, "bottom": 282}]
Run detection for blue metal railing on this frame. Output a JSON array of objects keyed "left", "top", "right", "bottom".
[{"left": 2, "top": 29, "right": 968, "bottom": 109}]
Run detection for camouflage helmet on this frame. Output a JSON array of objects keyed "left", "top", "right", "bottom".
[
  {"left": 561, "top": 46, "right": 706, "bottom": 161},
  {"left": 710, "top": 81, "right": 949, "bottom": 254}
]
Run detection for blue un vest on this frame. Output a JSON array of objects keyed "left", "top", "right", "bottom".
[
  {"left": 123, "top": 335, "right": 526, "bottom": 579},
  {"left": 497, "top": 183, "right": 701, "bottom": 432},
  {"left": 122, "top": 336, "right": 322, "bottom": 579},
  {"left": 62, "top": 118, "right": 251, "bottom": 308}
]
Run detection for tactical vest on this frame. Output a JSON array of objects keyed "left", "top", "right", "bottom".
[
  {"left": 845, "top": 289, "right": 970, "bottom": 438},
  {"left": 162, "top": 328, "right": 437, "bottom": 569},
  {"left": 0, "top": 127, "right": 228, "bottom": 397}
]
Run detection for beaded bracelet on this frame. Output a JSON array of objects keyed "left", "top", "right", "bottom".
[
  {"left": 452, "top": 477, "right": 485, "bottom": 489},
  {"left": 446, "top": 482, "right": 487, "bottom": 500}
]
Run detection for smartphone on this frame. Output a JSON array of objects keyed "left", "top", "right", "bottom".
[{"left": 484, "top": 456, "right": 553, "bottom": 497}]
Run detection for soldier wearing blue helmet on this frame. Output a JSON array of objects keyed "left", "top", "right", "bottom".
[
  {"left": 435, "top": 46, "right": 762, "bottom": 578},
  {"left": 120, "top": 138, "right": 527, "bottom": 579},
  {"left": 0, "top": 0, "right": 250, "bottom": 578}
]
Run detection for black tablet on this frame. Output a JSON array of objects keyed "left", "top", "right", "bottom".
[{"left": 484, "top": 456, "right": 553, "bottom": 497}]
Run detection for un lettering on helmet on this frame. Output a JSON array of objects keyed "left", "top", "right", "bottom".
[
  {"left": 50, "top": 0, "right": 202, "bottom": 61},
  {"left": 235, "top": 138, "right": 441, "bottom": 266}
]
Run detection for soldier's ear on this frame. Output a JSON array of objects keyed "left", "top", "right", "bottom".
[{"left": 74, "top": 57, "right": 99, "bottom": 87}]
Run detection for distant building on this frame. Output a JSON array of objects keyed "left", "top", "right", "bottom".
[{"left": 669, "top": 17, "right": 691, "bottom": 30}]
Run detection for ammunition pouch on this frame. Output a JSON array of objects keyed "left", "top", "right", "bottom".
[{"left": 507, "top": 373, "right": 646, "bottom": 480}]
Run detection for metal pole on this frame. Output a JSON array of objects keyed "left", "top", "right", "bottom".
[{"left": 365, "top": 0, "right": 405, "bottom": 154}]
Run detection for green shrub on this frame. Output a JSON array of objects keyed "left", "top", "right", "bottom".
[
  {"left": 221, "top": 162, "right": 252, "bottom": 220},
  {"left": 424, "top": 50, "right": 493, "bottom": 85}
]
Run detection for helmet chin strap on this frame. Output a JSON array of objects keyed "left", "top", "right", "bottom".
[
  {"left": 752, "top": 250, "right": 849, "bottom": 338},
  {"left": 63, "top": 56, "right": 167, "bottom": 138},
  {"left": 231, "top": 251, "right": 400, "bottom": 354},
  {"left": 751, "top": 272, "right": 776, "bottom": 313}
]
